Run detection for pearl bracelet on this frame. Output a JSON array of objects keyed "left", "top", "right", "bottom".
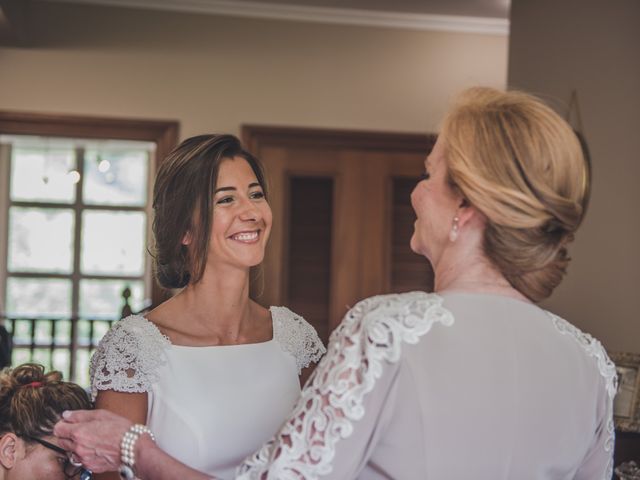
[{"left": 119, "top": 424, "right": 155, "bottom": 480}]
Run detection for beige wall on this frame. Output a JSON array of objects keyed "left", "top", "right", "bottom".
[
  {"left": 509, "top": 0, "right": 640, "bottom": 352},
  {"left": 0, "top": 1, "right": 507, "bottom": 138}
]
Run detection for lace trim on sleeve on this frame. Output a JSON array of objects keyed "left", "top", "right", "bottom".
[
  {"left": 271, "top": 307, "right": 327, "bottom": 374},
  {"left": 89, "top": 315, "right": 171, "bottom": 401},
  {"left": 547, "top": 312, "right": 618, "bottom": 480},
  {"left": 238, "top": 292, "right": 454, "bottom": 479}
]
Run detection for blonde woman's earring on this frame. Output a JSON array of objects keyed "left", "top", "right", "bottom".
[{"left": 449, "top": 216, "right": 460, "bottom": 242}]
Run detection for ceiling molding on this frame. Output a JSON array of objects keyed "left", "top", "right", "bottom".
[{"left": 42, "top": 0, "right": 509, "bottom": 35}]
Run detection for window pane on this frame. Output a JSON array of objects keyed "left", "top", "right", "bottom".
[
  {"left": 75, "top": 349, "right": 91, "bottom": 387},
  {"left": 11, "top": 319, "right": 33, "bottom": 344},
  {"left": 12, "top": 349, "right": 31, "bottom": 367},
  {"left": 6, "top": 277, "right": 72, "bottom": 318},
  {"left": 54, "top": 320, "right": 72, "bottom": 346},
  {"left": 34, "top": 320, "right": 53, "bottom": 344},
  {"left": 79, "top": 279, "right": 145, "bottom": 320},
  {"left": 77, "top": 320, "right": 91, "bottom": 347},
  {"left": 10, "top": 147, "right": 77, "bottom": 203},
  {"left": 52, "top": 349, "right": 71, "bottom": 380},
  {"left": 8, "top": 207, "right": 74, "bottom": 273},
  {"left": 32, "top": 348, "right": 52, "bottom": 372},
  {"left": 92, "top": 321, "right": 111, "bottom": 345},
  {"left": 81, "top": 211, "right": 146, "bottom": 276},
  {"left": 84, "top": 149, "right": 149, "bottom": 206}
]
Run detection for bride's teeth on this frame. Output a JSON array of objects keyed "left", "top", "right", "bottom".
[{"left": 233, "top": 232, "right": 258, "bottom": 241}]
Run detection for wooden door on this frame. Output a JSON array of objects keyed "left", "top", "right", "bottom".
[{"left": 243, "top": 127, "right": 435, "bottom": 342}]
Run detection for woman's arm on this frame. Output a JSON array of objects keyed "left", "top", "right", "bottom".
[
  {"left": 298, "top": 364, "right": 315, "bottom": 388},
  {"left": 55, "top": 409, "right": 211, "bottom": 480},
  {"left": 136, "top": 435, "right": 211, "bottom": 480},
  {"left": 94, "top": 391, "right": 148, "bottom": 480}
]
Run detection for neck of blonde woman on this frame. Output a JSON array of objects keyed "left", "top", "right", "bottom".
[{"left": 432, "top": 235, "right": 529, "bottom": 303}]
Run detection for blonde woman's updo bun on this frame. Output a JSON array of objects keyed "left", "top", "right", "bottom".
[{"left": 441, "top": 87, "right": 589, "bottom": 302}]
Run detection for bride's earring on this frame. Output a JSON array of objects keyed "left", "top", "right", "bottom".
[{"left": 449, "top": 216, "right": 460, "bottom": 242}]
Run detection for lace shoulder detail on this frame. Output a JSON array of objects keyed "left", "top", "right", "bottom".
[
  {"left": 271, "top": 306, "right": 326, "bottom": 374},
  {"left": 237, "top": 291, "right": 454, "bottom": 479},
  {"left": 89, "top": 315, "right": 171, "bottom": 401},
  {"left": 547, "top": 311, "right": 618, "bottom": 480}
]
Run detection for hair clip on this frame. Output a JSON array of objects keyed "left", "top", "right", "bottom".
[{"left": 23, "top": 381, "right": 43, "bottom": 388}]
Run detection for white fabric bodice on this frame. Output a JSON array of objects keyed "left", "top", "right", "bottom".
[
  {"left": 90, "top": 306, "right": 325, "bottom": 479},
  {"left": 237, "top": 291, "right": 617, "bottom": 480}
]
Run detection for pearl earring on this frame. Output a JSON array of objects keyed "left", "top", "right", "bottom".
[{"left": 449, "top": 216, "right": 460, "bottom": 242}]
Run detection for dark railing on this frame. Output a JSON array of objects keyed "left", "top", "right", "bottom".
[
  {"left": 1, "top": 316, "right": 116, "bottom": 386},
  {"left": 1, "top": 288, "right": 151, "bottom": 385}
]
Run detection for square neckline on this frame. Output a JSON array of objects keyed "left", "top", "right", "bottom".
[{"left": 144, "top": 306, "right": 280, "bottom": 349}]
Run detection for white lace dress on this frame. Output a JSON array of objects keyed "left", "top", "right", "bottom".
[
  {"left": 90, "top": 306, "right": 325, "bottom": 479},
  {"left": 235, "top": 291, "right": 617, "bottom": 480}
]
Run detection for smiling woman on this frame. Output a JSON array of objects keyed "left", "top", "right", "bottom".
[
  {"left": 151, "top": 135, "right": 270, "bottom": 290},
  {"left": 88, "top": 134, "right": 325, "bottom": 480},
  {"left": 0, "top": 363, "right": 92, "bottom": 480}
]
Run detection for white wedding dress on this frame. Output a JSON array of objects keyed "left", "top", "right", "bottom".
[
  {"left": 236, "top": 291, "right": 617, "bottom": 480},
  {"left": 90, "top": 306, "right": 325, "bottom": 479}
]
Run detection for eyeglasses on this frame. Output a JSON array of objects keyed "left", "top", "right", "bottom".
[{"left": 24, "top": 436, "right": 93, "bottom": 480}]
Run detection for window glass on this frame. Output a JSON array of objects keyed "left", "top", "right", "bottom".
[
  {"left": 54, "top": 320, "right": 72, "bottom": 345},
  {"left": 8, "top": 207, "right": 74, "bottom": 273},
  {"left": 84, "top": 149, "right": 149, "bottom": 206},
  {"left": 13, "top": 349, "right": 31, "bottom": 367},
  {"left": 34, "top": 319, "right": 53, "bottom": 344},
  {"left": 10, "top": 147, "right": 77, "bottom": 203},
  {"left": 81, "top": 211, "right": 146, "bottom": 276},
  {"left": 77, "top": 320, "right": 91, "bottom": 347},
  {"left": 32, "top": 348, "right": 51, "bottom": 372},
  {"left": 79, "top": 279, "right": 145, "bottom": 320},
  {"left": 10, "top": 319, "right": 33, "bottom": 344},
  {"left": 75, "top": 349, "right": 91, "bottom": 386},
  {"left": 6, "top": 277, "right": 72, "bottom": 318},
  {"left": 52, "top": 349, "right": 71, "bottom": 380}
]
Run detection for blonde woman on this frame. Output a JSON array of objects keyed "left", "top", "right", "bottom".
[{"left": 56, "top": 88, "right": 616, "bottom": 480}]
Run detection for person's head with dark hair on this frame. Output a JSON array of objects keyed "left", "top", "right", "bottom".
[
  {"left": 152, "top": 134, "right": 270, "bottom": 289},
  {"left": 0, "top": 363, "right": 92, "bottom": 479}
]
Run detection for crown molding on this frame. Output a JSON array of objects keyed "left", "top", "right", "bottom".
[{"left": 42, "top": 0, "right": 509, "bottom": 35}]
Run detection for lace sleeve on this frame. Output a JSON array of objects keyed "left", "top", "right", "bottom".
[
  {"left": 271, "top": 307, "right": 327, "bottom": 374},
  {"left": 237, "top": 292, "right": 454, "bottom": 479},
  {"left": 89, "top": 315, "right": 170, "bottom": 402},
  {"left": 548, "top": 313, "right": 618, "bottom": 480}
]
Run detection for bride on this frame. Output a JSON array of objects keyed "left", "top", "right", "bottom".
[{"left": 89, "top": 134, "right": 325, "bottom": 479}]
